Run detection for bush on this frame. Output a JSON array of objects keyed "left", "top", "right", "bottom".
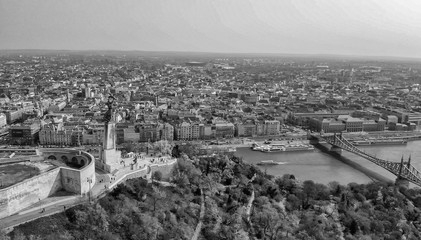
[{"left": 152, "top": 171, "right": 163, "bottom": 181}]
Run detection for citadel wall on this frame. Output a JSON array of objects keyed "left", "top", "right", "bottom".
[
  {"left": 0, "top": 168, "right": 62, "bottom": 219},
  {"left": 0, "top": 149, "right": 96, "bottom": 218}
]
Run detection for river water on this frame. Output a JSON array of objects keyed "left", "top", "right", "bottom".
[{"left": 235, "top": 141, "right": 421, "bottom": 185}]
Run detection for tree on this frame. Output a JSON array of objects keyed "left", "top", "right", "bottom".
[
  {"left": 349, "top": 219, "right": 359, "bottom": 235},
  {"left": 286, "top": 194, "right": 301, "bottom": 211},
  {"left": 177, "top": 142, "right": 201, "bottom": 158},
  {"left": 275, "top": 174, "right": 298, "bottom": 194},
  {"left": 0, "top": 230, "right": 11, "bottom": 240},
  {"left": 152, "top": 171, "right": 163, "bottom": 182},
  {"left": 153, "top": 140, "right": 172, "bottom": 156},
  {"left": 121, "top": 142, "right": 135, "bottom": 153},
  {"left": 92, "top": 204, "right": 110, "bottom": 232},
  {"left": 303, "top": 180, "right": 317, "bottom": 199},
  {"left": 251, "top": 202, "right": 284, "bottom": 240},
  {"left": 328, "top": 181, "right": 344, "bottom": 196},
  {"left": 172, "top": 156, "right": 201, "bottom": 188},
  {"left": 171, "top": 145, "right": 181, "bottom": 158},
  {"left": 65, "top": 204, "right": 109, "bottom": 238},
  {"left": 200, "top": 175, "right": 218, "bottom": 195},
  {"left": 151, "top": 185, "right": 167, "bottom": 213},
  {"left": 134, "top": 214, "right": 163, "bottom": 240},
  {"left": 11, "top": 230, "right": 26, "bottom": 240},
  {"left": 203, "top": 197, "right": 221, "bottom": 238}
]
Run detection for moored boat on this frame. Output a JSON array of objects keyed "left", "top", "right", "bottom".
[
  {"left": 252, "top": 145, "right": 264, "bottom": 151},
  {"left": 260, "top": 146, "right": 284, "bottom": 152},
  {"left": 260, "top": 143, "right": 314, "bottom": 152},
  {"left": 256, "top": 160, "right": 286, "bottom": 165},
  {"left": 284, "top": 144, "right": 315, "bottom": 151}
]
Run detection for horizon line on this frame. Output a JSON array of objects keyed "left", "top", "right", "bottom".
[{"left": 1, "top": 48, "right": 420, "bottom": 61}]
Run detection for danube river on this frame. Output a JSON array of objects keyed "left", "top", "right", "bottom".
[{"left": 235, "top": 140, "right": 421, "bottom": 185}]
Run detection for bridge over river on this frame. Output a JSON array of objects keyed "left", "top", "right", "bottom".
[{"left": 310, "top": 133, "right": 421, "bottom": 188}]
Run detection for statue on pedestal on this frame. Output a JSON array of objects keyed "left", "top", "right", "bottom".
[
  {"left": 103, "top": 95, "right": 116, "bottom": 123},
  {"left": 100, "top": 94, "right": 121, "bottom": 173}
]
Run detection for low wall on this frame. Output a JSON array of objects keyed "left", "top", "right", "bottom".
[
  {"left": 0, "top": 168, "right": 62, "bottom": 219},
  {"left": 108, "top": 159, "right": 177, "bottom": 191},
  {"left": 149, "top": 159, "right": 177, "bottom": 180},
  {"left": 119, "top": 168, "right": 149, "bottom": 183}
]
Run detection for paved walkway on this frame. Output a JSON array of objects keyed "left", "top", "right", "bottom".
[
  {"left": 245, "top": 190, "right": 255, "bottom": 222},
  {"left": 0, "top": 196, "right": 84, "bottom": 230}
]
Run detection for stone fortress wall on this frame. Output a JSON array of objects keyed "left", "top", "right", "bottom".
[
  {"left": 0, "top": 168, "right": 62, "bottom": 219},
  {"left": 0, "top": 149, "right": 96, "bottom": 219},
  {"left": 0, "top": 146, "right": 177, "bottom": 219},
  {"left": 40, "top": 149, "right": 96, "bottom": 194}
]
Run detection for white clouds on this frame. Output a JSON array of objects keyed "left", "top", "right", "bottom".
[{"left": 0, "top": 0, "right": 420, "bottom": 57}]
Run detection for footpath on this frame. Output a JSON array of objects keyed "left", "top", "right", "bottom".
[
  {"left": 191, "top": 189, "right": 205, "bottom": 240},
  {"left": 0, "top": 196, "right": 84, "bottom": 231}
]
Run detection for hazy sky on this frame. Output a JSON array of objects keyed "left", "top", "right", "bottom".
[{"left": 1, "top": 0, "right": 421, "bottom": 57}]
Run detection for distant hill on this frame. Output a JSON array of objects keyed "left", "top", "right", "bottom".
[{"left": 1, "top": 49, "right": 420, "bottom": 63}]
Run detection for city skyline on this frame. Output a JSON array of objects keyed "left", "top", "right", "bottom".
[{"left": 1, "top": 0, "right": 421, "bottom": 58}]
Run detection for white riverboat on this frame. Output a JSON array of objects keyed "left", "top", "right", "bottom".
[{"left": 256, "top": 160, "right": 286, "bottom": 165}]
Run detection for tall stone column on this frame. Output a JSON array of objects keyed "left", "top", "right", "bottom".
[
  {"left": 103, "top": 122, "right": 116, "bottom": 150},
  {"left": 101, "top": 95, "right": 121, "bottom": 173}
]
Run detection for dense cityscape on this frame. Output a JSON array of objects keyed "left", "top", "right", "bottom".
[
  {"left": 2, "top": 0, "right": 421, "bottom": 239},
  {"left": 1, "top": 52, "right": 421, "bottom": 148},
  {"left": 1, "top": 51, "right": 421, "bottom": 239}
]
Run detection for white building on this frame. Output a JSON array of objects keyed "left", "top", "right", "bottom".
[{"left": 0, "top": 113, "right": 7, "bottom": 128}]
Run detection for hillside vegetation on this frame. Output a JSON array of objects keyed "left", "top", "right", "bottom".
[{"left": 5, "top": 144, "right": 421, "bottom": 240}]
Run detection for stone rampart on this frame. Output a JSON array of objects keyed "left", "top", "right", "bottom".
[
  {"left": 0, "top": 149, "right": 96, "bottom": 219},
  {"left": 59, "top": 151, "right": 96, "bottom": 194},
  {"left": 0, "top": 168, "right": 62, "bottom": 219},
  {"left": 39, "top": 149, "right": 96, "bottom": 195}
]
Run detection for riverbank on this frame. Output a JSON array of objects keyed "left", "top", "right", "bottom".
[
  {"left": 342, "top": 131, "right": 421, "bottom": 142},
  {"left": 314, "top": 143, "right": 393, "bottom": 184}
]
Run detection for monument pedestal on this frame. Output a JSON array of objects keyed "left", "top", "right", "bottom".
[
  {"left": 100, "top": 121, "right": 122, "bottom": 173},
  {"left": 102, "top": 148, "right": 122, "bottom": 173}
]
